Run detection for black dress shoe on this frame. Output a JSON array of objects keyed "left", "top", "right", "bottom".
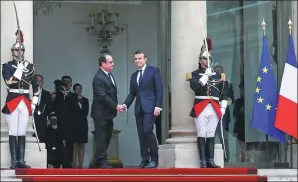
[
  {"left": 136, "top": 161, "right": 149, "bottom": 168},
  {"left": 144, "top": 161, "right": 158, "bottom": 168}
]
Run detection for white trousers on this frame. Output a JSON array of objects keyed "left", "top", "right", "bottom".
[
  {"left": 195, "top": 104, "right": 219, "bottom": 138},
  {"left": 5, "top": 99, "right": 30, "bottom": 136}
]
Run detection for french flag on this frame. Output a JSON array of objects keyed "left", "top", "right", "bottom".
[{"left": 274, "top": 34, "right": 297, "bottom": 139}]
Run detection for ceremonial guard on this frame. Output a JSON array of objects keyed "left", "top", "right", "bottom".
[
  {"left": 1, "top": 30, "right": 41, "bottom": 169},
  {"left": 186, "top": 37, "right": 228, "bottom": 168}
]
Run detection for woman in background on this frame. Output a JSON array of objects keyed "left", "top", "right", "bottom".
[{"left": 72, "top": 83, "right": 89, "bottom": 168}]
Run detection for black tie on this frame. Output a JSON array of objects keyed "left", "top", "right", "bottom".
[
  {"left": 138, "top": 69, "right": 143, "bottom": 84},
  {"left": 108, "top": 73, "right": 114, "bottom": 85}
]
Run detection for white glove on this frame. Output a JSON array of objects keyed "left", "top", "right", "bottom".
[
  {"left": 221, "top": 100, "right": 228, "bottom": 108},
  {"left": 220, "top": 100, "right": 227, "bottom": 118},
  {"left": 199, "top": 75, "right": 209, "bottom": 86},
  {"left": 13, "top": 62, "right": 25, "bottom": 80},
  {"left": 205, "top": 67, "right": 213, "bottom": 75}
]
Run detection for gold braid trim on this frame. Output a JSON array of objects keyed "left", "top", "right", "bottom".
[
  {"left": 220, "top": 73, "right": 226, "bottom": 81},
  {"left": 186, "top": 72, "right": 192, "bottom": 81}
]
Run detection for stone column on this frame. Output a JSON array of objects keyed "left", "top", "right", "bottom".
[
  {"left": 158, "top": 1, "right": 223, "bottom": 168},
  {"left": 1, "top": 1, "right": 46, "bottom": 168}
]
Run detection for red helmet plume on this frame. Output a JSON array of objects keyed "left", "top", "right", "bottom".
[
  {"left": 206, "top": 37, "right": 212, "bottom": 52},
  {"left": 15, "top": 30, "right": 24, "bottom": 43}
]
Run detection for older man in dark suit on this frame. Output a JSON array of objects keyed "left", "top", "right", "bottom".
[
  {"left": 89, "top": 53, "right": 123, "bottom": 169},
  {"left": 122, "top": 50, "right": 163, "bottom": 168},
  {"left": 33, "top": 74, "right": 53, "bottom": 143}
]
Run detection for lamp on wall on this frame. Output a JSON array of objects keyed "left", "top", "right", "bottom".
[
  {"left": 33, "top": 1, "right": 62, "bottom": 16},
  {"left": 85, "top": 10, "right": 125, "bottom": 52}
]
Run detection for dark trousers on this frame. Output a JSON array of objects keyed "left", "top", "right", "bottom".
[
  {"left": 136, "top": 110, "right": 159, "bottom": 162},
  {"left": 33, "top": 115, "right": 47, "bottom": 143},
  {"left": 47, "top": 143, "right": 71, "bottom": 168},
  {"left": 64, "top": 140, "right": 73, "bottom": 168},
  {"left": 92, "top": 118, "right": 113, "bottom": 167},
  {"left": 155, "top": 113, "right": 162, "bottom": 145}
]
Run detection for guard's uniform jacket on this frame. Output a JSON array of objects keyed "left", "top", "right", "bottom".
[
  {"left": 1, "top": 60, "right": 40, "bottom": 116},
  {"left": 187, "top": 68, "right": 228, "bottom": 119}
]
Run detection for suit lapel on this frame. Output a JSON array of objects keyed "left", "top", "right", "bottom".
[
  {"left": 110, "top": 73, "right": 117, "bottom": 90},
  {"left": 132, "top": 71, "right": 139, "bottom": 88},
  {"left": 99, "top": 69, "right": 116, "bottom": 88}
]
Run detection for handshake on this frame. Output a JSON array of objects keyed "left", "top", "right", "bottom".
[{"left": 116, "top": 104, "right": 127, "bottom": 112}]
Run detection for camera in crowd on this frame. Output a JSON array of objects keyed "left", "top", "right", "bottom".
[
  {"left": 48, "top": 112, "right": 58, "bottom": 130},
  {"left": 53, "top": 79, "right": 70, "bottom": 94}
]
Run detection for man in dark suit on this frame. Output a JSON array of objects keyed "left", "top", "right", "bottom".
[
  {"left": 89, "top": 53, "right": 123, "bottom": 169},
  {"left": 52, "top": 76, "right": 78, "bottom": 168},
  {"left": 122, "top": 50, "right": 163, "bottom": 168},
  {"left": 33, "top": 74, "right": 53, "bottom": 143}
]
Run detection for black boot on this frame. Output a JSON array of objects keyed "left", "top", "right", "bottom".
[
  {"left": 9, "top": 135, "right": 18, "bottom": 169},
  {"left": 17, "top": 136, "right": 31, "bottom": 168},
  {"left": 197, "top": 137, "right": 207, "bottom": 168},
  {"left": 206, "top": 137, "right": 220, "bottom": 168}
]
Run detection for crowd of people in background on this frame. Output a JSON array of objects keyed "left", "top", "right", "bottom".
[{"left": 33, "top": 75, "right": 89, "bottom": 168}]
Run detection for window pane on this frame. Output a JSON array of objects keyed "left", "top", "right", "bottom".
[{"left": 207, "top": 0, "right": 279, "bottom": 167}]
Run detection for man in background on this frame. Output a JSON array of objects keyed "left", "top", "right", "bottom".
[
  {"left": 52, "top": 76, "right": 78, "bottom": 168},
  {"left": 33, "top": 74, "right": 53, "bottom": 143}
]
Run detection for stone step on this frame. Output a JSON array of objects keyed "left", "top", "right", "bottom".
[
  {"left": 1, "top": 169, "right": 15, "bottom": 177},
  {"left": 258, "top": 169, "right": 297, "bottom": 182},
  {"left": 1, "top": 127, "right": 35, "bottom": 134},
  {"left": 1, "top": 136, "right": 39, "bottom": 143},
  {"left": 0, "top": 178, "right": 22, "bottom": 181},
  {"left": 267, "top": 177, "right": 297, "bottom": 181},
  {"left": 258, "top": 169, "right": 297, "bottom": 176}
]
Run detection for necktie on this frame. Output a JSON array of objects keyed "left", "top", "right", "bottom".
[
  {"left": 138, "top": 69, "right": 143, "bottom": 84},
  {"left": 108, "top": 73, "right": 114, "bottom": 85}
]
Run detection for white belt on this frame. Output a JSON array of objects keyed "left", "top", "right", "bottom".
[
  {"left": 9, "top": 89, "right": 30, "bottom": 94},
  {"left": 195, "top": 96, "right": 219, "bottom": 100}
]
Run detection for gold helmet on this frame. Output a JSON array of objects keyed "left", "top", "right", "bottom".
[{"left": 11, "top": 30, "right": 25, "bottom": 51}]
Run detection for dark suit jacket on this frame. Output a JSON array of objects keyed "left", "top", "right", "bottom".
[
  {"left": 124, "top": 65, "right": 163, "bottom": 116},
  {"left": 91, "top": 68, "right": 118, "bottom": 120},
  {"left": 222, "top": 81, "right": 235, "bottom": 129},
  {"left": 35, "top": 89, "right": 53, "bottom": 116},
  {"left": 33, "top": 89, "right": 53, "bottom": 142},
  {"left": 54, "top": 91, "right": 79, "bottom": 140}
]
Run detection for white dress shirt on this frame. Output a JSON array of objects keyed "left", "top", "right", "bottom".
[{"left": 137, "top": 64, "right": 146, "bottom": 85}]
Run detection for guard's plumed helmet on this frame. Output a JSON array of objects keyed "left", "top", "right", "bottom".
[
  {"left": 11, "top": 30, "right": 25, "bottom": 51},
  {"left": 199, "top": 37, "right": 212, "bottom": 60}
]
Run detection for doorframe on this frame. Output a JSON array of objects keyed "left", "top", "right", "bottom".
[{"left": 157, "top": 0, "right": 171, "bottom": 144}]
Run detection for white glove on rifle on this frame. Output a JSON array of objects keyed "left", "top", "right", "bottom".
[
  {"left": 199, "top": 67, "right": 213, "bottom": 86},
  {"left": 13, "top": 62, "right": 25, "bottom": 81},
  {"left": 31, "top": 96, "right": 39, "bottom": 113},
  {"left": 205, "top": 67, "right": 213, "bottom": 75},
  {"left": 220, "top": 100, "right": 228, "bottom": 117}
]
